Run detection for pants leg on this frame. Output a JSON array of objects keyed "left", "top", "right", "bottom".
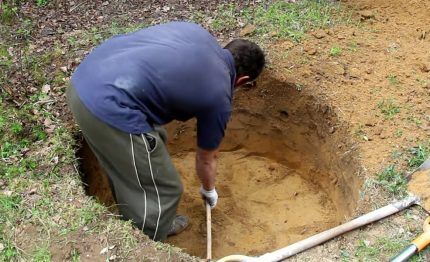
[{"left": 66, "top": 84, "right": 183, "bottom": 241}]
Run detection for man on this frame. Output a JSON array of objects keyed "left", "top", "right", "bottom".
[{"left": 67, "top": 21, "right": 265, "bottom": 241}]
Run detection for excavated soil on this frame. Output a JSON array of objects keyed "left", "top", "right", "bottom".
[{"left": 78, "top": 76, "right": 362, "bottom": 258}]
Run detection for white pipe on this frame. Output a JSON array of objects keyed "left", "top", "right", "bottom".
[
  {"left": 256, "top": 197, "right": 419, "bottom": 262},
  {"left": 216, "top": 197, "right": 419, "bottom": 262},
  {"left": 216, "top": 255, "right": 256, "bottom": 262}
]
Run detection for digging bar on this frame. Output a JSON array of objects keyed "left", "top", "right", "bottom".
[{"left": 206, "top": 201, "right": 212, "bottom": 261}]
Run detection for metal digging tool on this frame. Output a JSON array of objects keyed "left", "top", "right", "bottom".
[
  {"left": 390, "top": 217, "right": 430, "bottom": 262},
  {"left": 390, "top": 157, "right": 430, "bottom": 261},
  {"left": 407, "top": 156, "right": 430, "bottom": 212}
]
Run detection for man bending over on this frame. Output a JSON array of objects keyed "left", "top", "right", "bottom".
[{"left": 67, "top": 22, "right": 265, "bottom": 241}]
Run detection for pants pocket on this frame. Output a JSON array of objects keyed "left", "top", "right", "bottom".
[{"left": 143, "top": 133, "right": 157, "bottom": 153}]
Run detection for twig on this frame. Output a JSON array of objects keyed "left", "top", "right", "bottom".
[{"left": 69, "top": 1, "right": 86, "bottom": 12}]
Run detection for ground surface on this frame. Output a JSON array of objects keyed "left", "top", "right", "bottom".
[{"left": 1, "top": 0, "right": 430, "bottom": 261}]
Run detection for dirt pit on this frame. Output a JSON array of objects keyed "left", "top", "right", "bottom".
[{"left": 77, "top": 76, "right": 363, "bottom": 259}]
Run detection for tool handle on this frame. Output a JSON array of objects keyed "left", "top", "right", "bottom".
[
  {"left": 412, "top": 231, "right": 430, "bottom": 251},
  {"left": 206, "top": 201, "right": 212, "bottom": 261}
]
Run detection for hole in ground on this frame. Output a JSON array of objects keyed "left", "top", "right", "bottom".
[{"left": 76, "top": 76, "right": 362, "bottom": 259}]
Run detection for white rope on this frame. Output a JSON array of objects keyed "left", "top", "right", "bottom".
[
  {"left": 130, "top": 134, "right": 147, "bottom": 230},
  {"left": 142, "top": 134, "right": 162, "bottom": 241}
]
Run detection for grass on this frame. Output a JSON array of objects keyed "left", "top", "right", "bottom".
[
  {"left": 377, "top": 99, "right": 400, "bottom": 120},
  {"left": 376, "top": 165, "right": 407, "bottom": 197},
  {"left": 16, "top": 19, "right": 34, "bottom": 40},
  {"left": 408, "top": 143, "right": 430, "bottom": 168},
  {"left": 329, "top": 46, "right": 342, "bottom": 56},
  {"left": 387, "top": 74, "right": 400, "bottom": 86},
  {"left": 211, "top": 3, "right": 238, "bottom": 32},
  {"left": 0, "top": 2, "right": 18, "bottom": 24},
  {"left": 70, "top": 248, "right": 80, "bottom": 262},
  {"left": 32, "top": 246, "right": 51, "bottom": 261},
  {"left": 394, "top": 129, "right": 403, "bottom": 138},
  {"left": 347, "top": 41, "right": 359, "bottom": 52},
  {"left": 208, "top": 0, "right": 348, "bottom": 42},
  {"left": 35, "top": 0, "right": 48, "bottom": 7},
  {"left": 354, "top": 124, "right": 369, "bottom": 141},
  {"left": 354, "top": 237, "right": 429, "bottom": 261},
  {"left": 407, "top": 115, "right": 422, "bottom": 127},
  {"left": 416, "top": 78, "right": 428, "bottom": 88}
]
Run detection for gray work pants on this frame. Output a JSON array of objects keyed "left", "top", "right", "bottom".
[{"left": 66, "top": 84, "right": 183, "bottom": 241}]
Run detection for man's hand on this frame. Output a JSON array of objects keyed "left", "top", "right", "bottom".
[
  {"left": 196, "top": 147, "right": 218, "bottom": 208},
  {"left": 200, "top": 186, "right": 218, "bottom": 208}
]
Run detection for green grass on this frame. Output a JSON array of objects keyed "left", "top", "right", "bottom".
[
  {"left": 70, "top": 248, "right": 80, "bottom": 262},
  {"left": 377, "top": 99, "right": 400, "bottom": 120},
  {"left": 211, "top": 3, "right": 238, "bottom": 32},
  {"left": 376, "top": 165, "right": 407, "bottom": 197},
  {"left": 208, "top": 0, "right": 348, "bottom": 41},
  {"left": 35, "top": 0, "right": 48, "bottom": 7},
  {"left": 408, "top": 143, "right": 430, "bottom": 168},
  {"left": 407, "top": 115, "right": 422, "bottom": 127},
  {"left": 394, "top": 129, "right": 403, "bottom": 138},
  {"left": 0, "top": 45, "right": 13, "bottom": 68},
  {"left": 387, "top": 74, "right": 400, "bottom": 86},
  {"left": 32, "top": 246, "right": 51, "bottom": 261},
  {"left": 416, "top": 78, "right": 428, "bottom": 88},
  {"left": 355, "top": 237, "right": 430, "bottom": 261},
  {"left": 347, "top": 41, "right": 359, "bottom": 52},
  {"left": 354, "top": 124, "right": 370, "bottom": 141},
  {"left": 355, "top": 239, "right": 379, "bottom": 259},
  {"left": 329, "top": 46, "right": 342, "bottom": 56},
  {"left": 0, "top": 3, "right": 18, "bottom": 24},
  {"left": 0, "top": 240, "right": 19, "bottom": 261},
  {"left": 250, "top": 0, "right": 345, "bottom": 41}
]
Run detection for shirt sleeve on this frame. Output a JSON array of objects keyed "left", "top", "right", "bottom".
[{"left": 196, "top": 111, "right": 231, "bottom": 150}]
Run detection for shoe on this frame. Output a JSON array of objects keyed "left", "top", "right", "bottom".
[{"left": 167, "top": 215, "right": 189, "bottom": 236}]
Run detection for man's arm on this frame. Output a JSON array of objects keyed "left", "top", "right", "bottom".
[
  {"left": 195, "top": 110, "right": 230, "bottom": 208},
  {"left": 196, "top": 147, "right": 218, "bottom": 190}
]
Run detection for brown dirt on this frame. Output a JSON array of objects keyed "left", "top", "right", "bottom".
[{"left": 169, "top": 151, "right": 339, "bottom": 258}]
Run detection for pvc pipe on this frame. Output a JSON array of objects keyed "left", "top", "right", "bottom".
[
  {"left": 217, "top": 197, "right": 419, "bottom": 262},
  {"left": 255, "top": 197, "right": 419, "bottom": 262},
  {"left": 216, "top": 255, "right": 256, "bottom": 262}
]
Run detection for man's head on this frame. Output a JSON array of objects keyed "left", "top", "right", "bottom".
[{"left": 224, "top": 39, "right": 265, "bottom": 87}]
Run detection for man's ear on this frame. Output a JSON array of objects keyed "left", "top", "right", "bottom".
[{"left": 234, "top": 75, "right": 251, "bottom": 87}]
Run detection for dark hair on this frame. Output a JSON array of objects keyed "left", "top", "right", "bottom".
[{"left": 224, "top": 39, "right": 265, "bottom": 81}]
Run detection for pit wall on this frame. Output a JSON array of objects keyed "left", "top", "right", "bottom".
[{"left": 165, "top": 75, "right": 363, "bottom": 220}]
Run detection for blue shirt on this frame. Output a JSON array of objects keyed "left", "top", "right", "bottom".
[{"left": 72, "top": 22, "right": 236, "bottom": 149}]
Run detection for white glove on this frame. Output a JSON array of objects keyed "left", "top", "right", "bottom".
[{"left": 200, "top": 186, "right": 218, "bottom": 209}]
